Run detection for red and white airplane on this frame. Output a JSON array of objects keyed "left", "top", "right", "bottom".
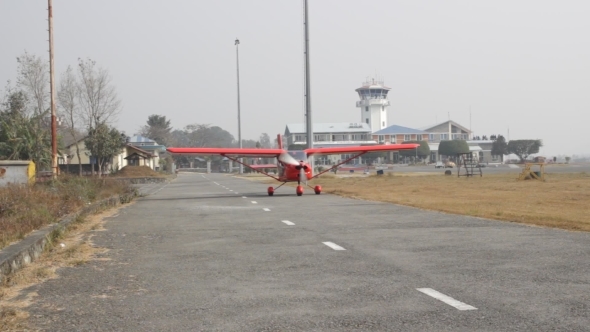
[{"left": 167, "top": 135, "right": 418, "bottom": 196}]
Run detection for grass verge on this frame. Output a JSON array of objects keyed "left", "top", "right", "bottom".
[
  {"left": 306, "top": 172, "right": 590, "bottom": 231},
  {"left": 0, "top": 175, "right": 134, "bottom": 250},
  {"left": 0, "top": 205, "right": 128, "bottom": 331}
]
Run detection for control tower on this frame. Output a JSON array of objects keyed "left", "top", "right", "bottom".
[{"left": 355, "top": 79, "right": 391, "bottom": 132}]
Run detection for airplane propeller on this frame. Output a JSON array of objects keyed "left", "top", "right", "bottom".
[{"left": 278, "top": 152, "right": 299, "bottom": 166}]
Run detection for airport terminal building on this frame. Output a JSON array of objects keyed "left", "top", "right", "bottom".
[{"left": 283, "top": 79, "right": 499, "bottom": 164}]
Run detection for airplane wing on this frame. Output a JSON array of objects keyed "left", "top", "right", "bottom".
[
  {"left": 166, "top": 147, "right": 284, "bottom": 158},
  {"left": 304, "top": 144, "right": 420, "bottom": 156}
]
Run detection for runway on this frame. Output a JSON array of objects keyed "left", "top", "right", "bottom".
[{"left": 27, "top": 173, "right": 590, "bottom": 331}]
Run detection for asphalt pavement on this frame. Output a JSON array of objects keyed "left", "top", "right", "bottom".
[{"left": 26, "top": 173, "right": 590, "bottom": 331}]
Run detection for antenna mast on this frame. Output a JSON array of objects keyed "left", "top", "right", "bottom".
[{"left": 48, "top": 0, "right": 58, "bottom": 179}]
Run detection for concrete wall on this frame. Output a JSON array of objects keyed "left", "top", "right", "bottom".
[{"left": 0, "top": 160, "right": 35, "bottom": 186}]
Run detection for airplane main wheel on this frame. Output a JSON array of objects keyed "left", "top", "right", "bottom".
[
  {"left": 267, "top": 187, "right": 274, "bottom": 196},
  {"left": 296, "top": 185, "right": 303, "bottom": 196},
  {"left": 314, "top": 185, "right": 322, "bottom": 195}
]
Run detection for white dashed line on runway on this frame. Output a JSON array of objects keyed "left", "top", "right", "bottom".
[
  {"left": 242, "top": 196, "right": 247, "bottom": 198},
  {"left": 416, "top": 288, "right": 477, "bottom": 311},
  {"left": 214, "top": 182, "right": 219, "bottom": 185},
  {"left": 281, "top": 220, "right": 295, "bottom": 226},
  {"left": 263, "top": 208, "right": 271, "bottom": 212},
  {"left": 322, "top": 242, "right": 346, "bottom": 251},
  {"left": 229, "top": 190, "right": 233, "bottom": 191},
  {"left": 251, "top": 201, "right": 257, "bottom": 204}
]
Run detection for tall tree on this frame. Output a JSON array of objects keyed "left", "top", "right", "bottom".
[
  {"left": 16, "top": 51, "right": 48, "bottom": 116},
  {"left": 182, "top": 124, "right": 234, "bottom": 148},
  {"left": 84, "top": 123, "right": 126, "bottom": 176},
  {"left": 507, "top": 139, "right": 542, "bottom": 162},
  {"left": 259, "top": 133, "right": 271, "bottom": 148},
  {"left": 399, "top": 140, "right": 431, "bottom": 160},
  {"left": 0, "top": 89, "right": 51, "bottom": 167},
  {"left": 77, "top": 58, "right": 121, "bottom": 128},
  {"left": 77, "top": 58, "right": 121, "bottom": 174},
  {"left": 491, "top": 135, "right": 508, "bottom": 161},
  {"left": 139, "top": 114, "right": 172, "bottom": 145},
  {"left": 438, "top": 140, "right": 469, "bottom": 159},
  {"left": 58, "top": 65, "right": 83, "bottom": 175}
]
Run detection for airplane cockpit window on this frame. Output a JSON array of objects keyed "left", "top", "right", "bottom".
[{"left": 287, "top": 151, "right": 306, "bottom": 161}]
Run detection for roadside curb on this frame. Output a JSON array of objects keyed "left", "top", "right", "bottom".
[{"left": 0, "top": 192, "right": 136, "bottom": 284}]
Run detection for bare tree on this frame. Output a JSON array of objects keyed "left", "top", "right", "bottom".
[
  {"left": 16, "top": 51, "right": 49, "bottom": 116},
  {"left": 77, "top": 58, "right": 121, "bottom": 175},
  {"left": 58, "top": 65, "right": 83, "bottom": 175}
]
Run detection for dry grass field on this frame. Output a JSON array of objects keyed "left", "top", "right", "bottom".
[{"left": 303, "top": 172, "right": 590, "bottom": 231}]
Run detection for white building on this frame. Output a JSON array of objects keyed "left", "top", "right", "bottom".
[
  {"left": 284, "top": 122, "right": 377, "bottom": 165},
  {"left": 356, "top": 79, "right": 391, "bottom": 132}
]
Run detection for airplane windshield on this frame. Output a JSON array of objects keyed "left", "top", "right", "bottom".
[{"left": 287, "top": 151, "right": 306, "bottom": 161}]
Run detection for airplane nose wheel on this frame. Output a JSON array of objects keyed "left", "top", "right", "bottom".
[{"left": 296, "top": 185, "right": 304, "bottom": 196}]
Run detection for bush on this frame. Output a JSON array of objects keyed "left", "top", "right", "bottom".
[{"left": 0, "top": 175, "right": 133, "bottom": 249}]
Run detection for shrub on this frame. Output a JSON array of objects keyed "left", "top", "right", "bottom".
[{"left": 0, "top": 175, "right": 133, "bottom": 249}]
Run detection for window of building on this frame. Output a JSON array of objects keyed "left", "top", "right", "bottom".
[
  {"left": 441, "top": 133, "right": 448, "bottom": 140},
  {"left": 378, "top": 135, "right": 384, "bottom": 142},
  {"left": 332, "top": 134, "right": 347, "bottom": 141},
  {"left": 417, "top": 134, "right": 423, "bottom": 141},
  {"left": 294, "top": 135, "right": 304, "bottom": 142},
  {"left": 366, "top": 118, "right": 369, "bottom": 124},
  {"left": 382, "top": 121, "right": 385, "bottom": 127},
  {"left": 404, "top": 134, "right": 411, "bottom": 141},
  {"left": 314, "top": 134, "right": 329, "bottom": 142},
  {"left": 390, "top": 136, "right": 396, "bottom": 143},
  {"left": 360, "top": 134, "right": 369, "bottom": 140},
  {"left": 429, "top": 134, "right": 435, "bottom": 141},
  {"left": 365, "top": 107, "right": 369, "bottom": 112}
]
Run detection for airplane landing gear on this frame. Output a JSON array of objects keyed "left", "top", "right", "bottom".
[
  {"left": 267, "top": 186, "right": 274, "bottom": 196},
  {"left": 296, "top": 185, "right": 304, "bottom": 196},
  {"left": 314, "top": 185, "right": 322, "bottom": 195}
]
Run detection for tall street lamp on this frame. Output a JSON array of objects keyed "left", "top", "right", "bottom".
[{"left": 235, "top": 38, "right": 243, "bottom": 174}]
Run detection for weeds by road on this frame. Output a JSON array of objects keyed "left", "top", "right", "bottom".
[
  {"left": 0, "top": 205, "right": 126, "bottom": 331},
  {"left": 0, "top": 175, "right": 134, "bottom": 249}
]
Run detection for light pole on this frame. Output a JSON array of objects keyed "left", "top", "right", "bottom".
[{"left": 235, "top": 38, "right": 243, "bottom": 174}]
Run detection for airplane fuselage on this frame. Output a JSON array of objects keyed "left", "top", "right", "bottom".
[{"left": 277, "top": 161, "right": 313, "bottom": 182}]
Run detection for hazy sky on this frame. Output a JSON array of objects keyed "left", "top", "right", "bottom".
[{"left": 1, "top": 1, "right": 589, "bottom": 155}]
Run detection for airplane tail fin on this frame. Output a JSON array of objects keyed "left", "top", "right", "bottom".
[{"left": 277, "top": 134, "right": 283, "bottom": 150}]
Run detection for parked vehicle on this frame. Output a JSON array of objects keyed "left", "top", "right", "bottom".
[
  {"left": 445, "top": 161, "right": 456, "bottom": 168},
  {"left": 434, "top": 161, "right": 444, "bottom": 168}
]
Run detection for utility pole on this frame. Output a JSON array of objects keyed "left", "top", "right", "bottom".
[
  {"left": 235, "top": 38, "right": 243, "bottom": 174},
  {"left": 48, "top": 0, "right": 58, "bottom": 178},
  {"left": 304, "top": 0, "right": 313, "bottom": 170}
]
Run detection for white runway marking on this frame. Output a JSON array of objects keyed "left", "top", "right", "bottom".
[
  {"left": 214, "top": 182, "right": 219, "bottom": 185},
  {"left": 229, "top": 190, "right": 233, "bottom": 191},
  {"left": 281, "top": 220, "right": 295, "bottom": 226},
  {"left": 263, "top": 208, "right": 271, "bottom": 212},
  {"left": 251, "top": 201, "right": 258, "bottom": 204},
  {"left": 323, "top": 242, "right": 346, "bottom": 251},
  {"left": 242, "top": 196, "right": 247, "bottom": 198},
  {"left": 416, "top": 288, "right": 477, "bottom": 311}
]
